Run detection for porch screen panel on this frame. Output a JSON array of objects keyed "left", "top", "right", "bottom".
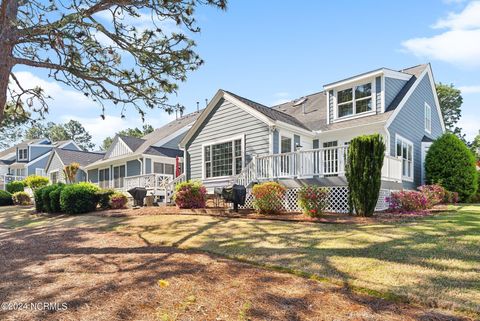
[{"left": 113, "top": 165, "right": 125, "bottom": 188}]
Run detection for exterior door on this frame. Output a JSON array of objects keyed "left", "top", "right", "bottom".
[
  {"left": 280, "top": 136, "right": 292, "bottom": 175},
  {"left": 113, "top": 165, "right": 126, "bottom": 189}
]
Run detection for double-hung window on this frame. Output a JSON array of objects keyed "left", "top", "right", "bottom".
[
  {"left": 396, "top": 136, "right": 413, "bottom": 181},
  {"left": 204, "top": 138, "right": 243, "bottom": 178},
  {"left": 337, "top": 82, "right": 373, "bottom": 118},
  {"left": 424, "top": 103, "right": 431, "bottom": 133},
  {"left": 18, "top": 148, "right": 28, "bottom": 161}
]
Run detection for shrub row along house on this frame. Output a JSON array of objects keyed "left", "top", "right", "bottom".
[{"left": 0, "top": 63, "right": 445, "bottom": 212}]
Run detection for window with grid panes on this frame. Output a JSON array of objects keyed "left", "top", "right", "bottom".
[{"left": 204, "top": 139, "right": 242, "bottom": 178}]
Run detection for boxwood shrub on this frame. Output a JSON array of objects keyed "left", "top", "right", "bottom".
[
  {"left": 0, "top": 190, "right": 13, "bottom": 206},
  {"left": 41, "top": 184, "right": 61, "bottom": 213},
  {"left": 49, "top": 183, "right": 66, "bottom": 213},
  {"left": 34, "top": 186, "right": 46, "bottom": 212},
  {"left": 60, "top": 182, "right": 100, "bottom": 214},
  {"left": 6, "top": 181, "right": 25, "bottom": 194}
]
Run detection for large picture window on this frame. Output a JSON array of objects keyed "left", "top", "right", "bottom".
[
  {"left": 336, "top": 82, "right": 372, "bottom": 118},
  {"left": 396, "top": 136, "right": 413, "bottom": 181},
  {"left": 204, "top": 138, "right": 243, "bottom": 178}
]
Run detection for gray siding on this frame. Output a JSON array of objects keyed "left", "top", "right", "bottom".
[
  {"left": 30, "top": 146, "right": 52, "bottom": 161},
  {"left": 328, "top": 90, "right": 334, "bottom": 123},
  {"left": 126, "top": 159, "right": 141, "bottom": 176},
  {"left": 62, "top": 142, "right": 81, "bottom": 151},
  {"left": 145, "top": 158, "right": 152, "bottom": 174},
  {"left": 88, "top": 169, "right": 99, "bottom": 183},
  {"left": 186, "top": 98, "right": 270, "bottom": 185},
  {"left": 46, "top": 153, "right": 66, "bottom": 182},
  {"left": 27, "top": 153, "right": 50, "bottom": 176},
  {"left": 388, "top": 74, "right": 444, "bottom": 189},
  {"left": 161, "top": 132, "right": 186, "bottom": 149},
  {"left": 375, "top": 76, "right": 382, "bottom": 113},
  {"left": 385, "top": 77, "right": 408, "bottom": 109},
  {"left": 273, "top": 130, "right": 279, "bottom": 153}
]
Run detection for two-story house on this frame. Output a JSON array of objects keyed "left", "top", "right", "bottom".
[{"left": 178, "top": 64, "right": 445, "bottom": 212}]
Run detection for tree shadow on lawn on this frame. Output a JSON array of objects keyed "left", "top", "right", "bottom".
[{"left": 182, "top": 211, "right": 480, "bottom": 316}]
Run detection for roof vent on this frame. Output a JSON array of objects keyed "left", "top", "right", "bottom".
[{"left": 292, "top": 97, "right": 307, "bottom": 107}]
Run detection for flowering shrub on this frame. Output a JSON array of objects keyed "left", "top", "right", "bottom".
[
  {"left": 12, "top": 191, "right": 31, "bottom": 206},
  {"left": 174, "top": 181, "right": 207, "bottom": 209},
  {"left": 252, "top": 182, "right": 286, "bottom": 214},
  {"left": 387, "top": 190, "right": 429, "bottom": 212},
  {"left": 297, "top": 185, "right": 329, "bottom": 217},
  {"left": 388, "top": 184, "right": 459, "bottom": 212},
  {"left": 109, "top": 192, "right": 129, "bottom": 209},
  {"left": 417, "top": 184, "right": 446, "bottom": 207}
]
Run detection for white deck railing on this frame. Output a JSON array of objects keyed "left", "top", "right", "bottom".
[
  {"left": 233, "top": 146, "right": 402, "bottom": 187},
  {"left": 123, "top": 174, "right": 173, "bottom": 193}
]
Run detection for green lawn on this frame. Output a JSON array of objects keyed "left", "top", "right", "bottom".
[{"left": 1, "top": 205, "right": 479, "bottom": 316}]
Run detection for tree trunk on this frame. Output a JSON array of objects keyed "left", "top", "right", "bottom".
[{"left": 0, "top": 0, "right": 18, "bottom": 124}]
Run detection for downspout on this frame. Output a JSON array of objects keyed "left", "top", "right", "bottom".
[{"left": 138, "top": 158, "right": 144, "bottom": 175}]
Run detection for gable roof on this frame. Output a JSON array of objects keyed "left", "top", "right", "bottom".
[
  {"left": 224, "top": 91, "right": 310, "bottom": 130},
  {"left": 52, "top": 148, "right": 105, "bottom": 168},
  {"left": 118, "top": 135, "right": 145, "bottom": 152}
]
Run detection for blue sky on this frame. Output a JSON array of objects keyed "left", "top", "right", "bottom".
[{"left": 14, "top": 0, "right": 480, "bottom": 146}]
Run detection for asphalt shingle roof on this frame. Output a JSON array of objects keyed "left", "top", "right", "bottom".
[
  {"left": 225, "top": 91, "right": 311, "bottom": 131},
  {"left": 143, "top": 146, "right": 183, "bottom": 158},
  {"left": 119, "top": 135, "right": 146, "bottom": 152},
  {"left": 55, "top": 148, "right": 105, "bottom": 167}
]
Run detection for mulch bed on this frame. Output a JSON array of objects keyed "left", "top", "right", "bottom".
[
  {"left": 96, "top": 205, "right": 445, "bottom": 224},
  {"left": 0, "top": 226, "right": 471, "bottom": 321}
]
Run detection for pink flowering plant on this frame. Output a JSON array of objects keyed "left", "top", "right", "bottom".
[
  {"left": 174, "top": 181, "right": 207, "bottom": 209},
  {"left": 297, "top": 185, "right": 329, "bottom": 217},
  {"left": 387, "top": 184, "right": 459, "bottom": 213},
  {"left": 109, "top": 192, "right": 129, "bottom": 209}
]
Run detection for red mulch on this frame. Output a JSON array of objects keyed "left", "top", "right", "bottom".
[
  {"left": 96, "top": 205, "right": 446, "bottom": 224},
  {"left": 0, "top": 226, "right": 471, "bottom": 321}
]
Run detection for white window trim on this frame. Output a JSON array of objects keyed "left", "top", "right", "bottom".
[
  {"left": 18, "top": 148, "right": 28, "bottom": 161},
  {"left": 201, "top": 135, "right": 245, "bottom": 180},
  {"left": 424, "top": 102, "right": 432, "bottom": 134},
  {"left": 35, "top": 168, "right": 45, "bottom": 177},
  {"left": 333, "top": 78, "right": 377, "bottom": 122},
  {"left": 395, "top": 134, "right": 414, "bottom": 182}
]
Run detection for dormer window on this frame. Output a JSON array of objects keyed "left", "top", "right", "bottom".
[
  {"left": 18, "top": 148, "right": 28, "bottom": 161},
  {"left": 337, "top": 82, "right": 372, "bottom": 118}
]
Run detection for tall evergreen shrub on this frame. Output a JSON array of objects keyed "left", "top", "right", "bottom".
[
  {"left": 345, "top": 134, "right": 385, "bottom": 217},
  {"left": 425, "top": 133, "right": 477, "bottom": 202}
]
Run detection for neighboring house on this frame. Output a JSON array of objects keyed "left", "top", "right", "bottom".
[
  {"left": 179, "top": 64, "right": 445, "bottom": 211},
  {"left": 0, "top": 139, "right": 81, "bottom": 178},
  {"left": 45, "top": 148, "right": 105, "bottom": 184},
  {"left": 84, "top": 111, "right": 200, "bottom": 196}
]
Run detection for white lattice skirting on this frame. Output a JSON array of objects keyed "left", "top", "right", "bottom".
[{"left": 241, "top": 187, "right": 394, "bottom": 213}]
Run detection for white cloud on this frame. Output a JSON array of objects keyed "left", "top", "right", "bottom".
[
  {"left": 271, "top": 92, "right": 292, "bottom": 106},
  {"left": 402, "top": 1, "right": 480, "bottom": 67},
  {"left": 10, "top": 71, "right": 97, "bottom": 111},
  {"left": 459, "top": 85, "right": 480, "bottom": 93},
  {"left": 457, "top": 116, "right": 480, "bottom": 140}
]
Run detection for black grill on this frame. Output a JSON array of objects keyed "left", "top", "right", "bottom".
[{"left": 128, "top": 187, "right": 148, "bottom": 207}]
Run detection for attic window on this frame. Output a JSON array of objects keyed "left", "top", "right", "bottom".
[
  {"left": 293, "top": 97, "right": 307, "bottom": 106},
  {"left": 336, "top": 82, "right": 373, "bottom": 118}
]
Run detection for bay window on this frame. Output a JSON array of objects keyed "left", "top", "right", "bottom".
[
  {"left": 396, "top": 136, "right": 413, "bottom": 181},
  {"left": 204, "top": 138, "right": 243, "bottom": 178},
  {"left": 336, "top": 82, "right": 373, "bottom": 118}
]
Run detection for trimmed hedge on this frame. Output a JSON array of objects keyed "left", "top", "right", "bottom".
[
  {"left": 12, "top": 192, "right": 31, "bottom": 205},
  {"left": 425, "top": 133, "right": 478, "bottom": 202},
  {"left": 60, "top": 182, "right": 100, "bottom": 214},
  {"left": 34, "top": 187, "right": 45, "bottom": 212},
  {"left": 6, "top": 181, "right": 25, "bottom": 194},
  {"left": 49, "top": 184, "right": 66, "bottom": 213},
  {"left": 0, "top": 190, "right": 13, "bottom": 206},
  {"left": 41, "top": 184, "right": 61, "bottom": 213}
]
